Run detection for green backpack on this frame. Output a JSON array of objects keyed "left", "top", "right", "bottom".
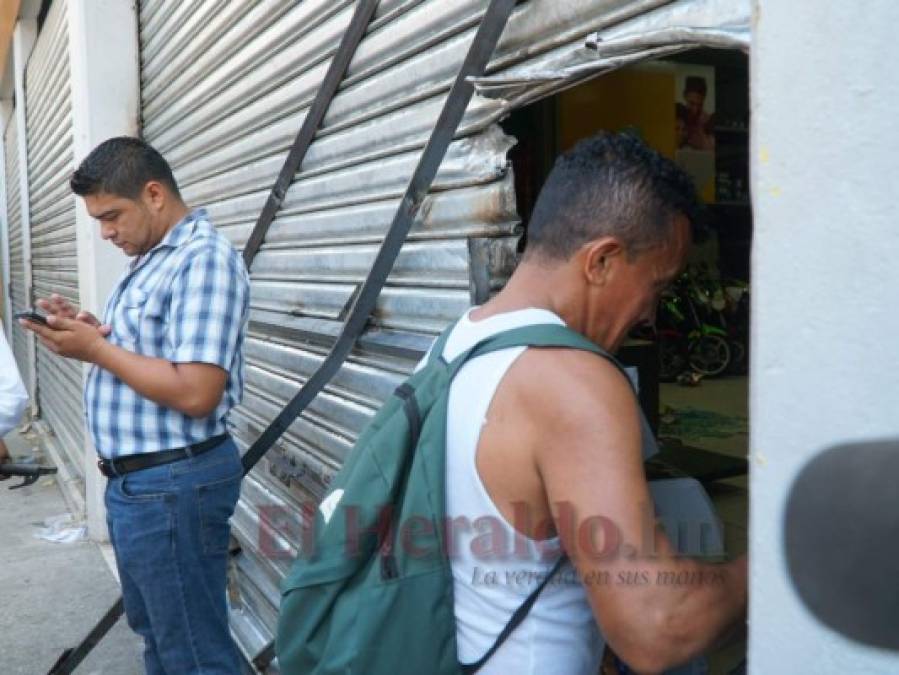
[{"left": 276, "top": 322, "right": 636, "bottom": 674}]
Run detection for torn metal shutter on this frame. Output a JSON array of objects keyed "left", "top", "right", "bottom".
[
  {"left": 469, "top": 0, "right": 750, "bottom": 104},
  {"left": 138, "top": 0, "right": 748, "bottom": 666},
  {"left": 25, "top": 0, "right": 86, "bottom": 504},
  {"left": 4, "top": 114, "right": 29, "bottom": 379}
]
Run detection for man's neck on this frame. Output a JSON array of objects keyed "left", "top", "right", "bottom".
[
  {"left": 161, "top": 203, "right": 190, "bottom": 237},
  {"left": 149, "top": 203, "right": 191, "bottom": 250},
  {"left": 471, "top": 257, "right": 616, "bottom": 350},
  {"left": 472, "top": 260, "right": 571, "bottom": 323}
]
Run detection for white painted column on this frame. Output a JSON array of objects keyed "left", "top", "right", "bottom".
[
  {"left": 11, "top": 19, "right": 36, "bottom": 411},
  {"left": 68, "top": 0, "right": 138, "bottom": 541},
  {"left": 750, "top": 1, "right": 899, "bottom": 672},
  {"left": 0, "top": 99, "right": 12, "bottom": 339}
]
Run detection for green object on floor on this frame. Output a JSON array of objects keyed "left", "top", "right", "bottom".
[{"left": 660, "top": 406, "right": 748, "bottom": 441}]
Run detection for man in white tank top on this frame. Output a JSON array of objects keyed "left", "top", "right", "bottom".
[{"left": 436, "top": 132, "right": 747, "bottom": 674}]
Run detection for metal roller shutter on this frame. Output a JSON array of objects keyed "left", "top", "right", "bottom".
[
  {"left": 25, "top": 0, "right": 85, "bottom": 497},
  {"left": 4, "top": 113, "right": 30, "bottom": 381},
  {"left": 139, "top": 0, "right": 749, "bottom": 665}
]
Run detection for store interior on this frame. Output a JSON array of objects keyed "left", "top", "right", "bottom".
[{"left": 501, "top": 47, "right": 751, "bottom": 674}]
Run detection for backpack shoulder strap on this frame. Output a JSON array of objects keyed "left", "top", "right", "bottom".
[
  {"left": 460, "top": 554, "right": 568, "bottom": 674},
  {"left": 425, "top": 317, "right": 462, "bottom": 367}
]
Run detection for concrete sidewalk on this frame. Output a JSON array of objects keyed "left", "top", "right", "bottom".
[{"left": 0, "top": 430, "right": 142, "bottom": 674}]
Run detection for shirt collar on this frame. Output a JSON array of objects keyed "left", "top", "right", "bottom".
[{"left": 156, "top": 208, "right": 207, "bottom": 250}]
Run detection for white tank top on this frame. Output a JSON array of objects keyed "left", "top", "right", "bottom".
[{"left": 429, "top": 307, "right": 604, "bottom": 675}]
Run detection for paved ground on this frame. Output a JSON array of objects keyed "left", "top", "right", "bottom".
[{"left": 0, "top": 430, "right": 143, "bottom": 675}]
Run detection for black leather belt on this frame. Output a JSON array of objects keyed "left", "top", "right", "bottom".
[{"left": 98, "top": 434, "right": 229, "bottom": 478}]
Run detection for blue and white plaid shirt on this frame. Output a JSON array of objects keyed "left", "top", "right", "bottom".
[{"left": 84, "top": 209, "right": 250, "bottom": 459}]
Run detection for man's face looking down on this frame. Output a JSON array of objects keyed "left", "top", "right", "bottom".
[
  {"left": 84, "top": 182, "right": 167, "bottom": 257},
  {"left": 580, "top": 215, "right": 691, "bottom": 352}
]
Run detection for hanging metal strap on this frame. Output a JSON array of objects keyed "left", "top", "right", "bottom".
[
  {"left": 47, "top": 599, "right": 125, "bottom": 674},
  {"left": 242, "top": 0, "right": 380, "bottom": 268}
]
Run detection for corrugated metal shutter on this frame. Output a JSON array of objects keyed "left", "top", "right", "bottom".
[
  {"left": 25, "top": 0, "right": 85, "bottom": 495},
  {"left": 4, "top": 113, "right": 29, "bottom": 379},
  {"left": 138, "top": 0, "right": 741, "bottom": 665}
]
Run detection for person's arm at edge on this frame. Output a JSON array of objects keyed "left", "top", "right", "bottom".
[{"left": 0, "top": 330, "right": 29, "bottom": 436}]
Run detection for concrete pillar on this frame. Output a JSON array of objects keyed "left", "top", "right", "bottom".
[
  {"left": 11, "top": 19, "right": 36, "bottom": 410},
  {"left": 750, "top": 1, "right": 899, "bottom": 672},
  {"left": 67, "top": 0, "right": 138, "bottom": 541}
]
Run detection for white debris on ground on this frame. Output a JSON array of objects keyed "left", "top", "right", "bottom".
[{"left": 34, "top": 512, "right": 88, "bottom": 543}]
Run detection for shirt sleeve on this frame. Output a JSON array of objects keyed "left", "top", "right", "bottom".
[
  {"left": 166, "top": 243, "right": 249, "bottom": 369},
  {"left": 0, "top": 330, "right": 28, "bottom": 436}
]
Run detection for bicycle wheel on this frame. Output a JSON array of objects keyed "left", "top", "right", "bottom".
[
  {"left": 659, "top": 340, "right": 687, "bottom": 382},
  {"left": 689, "top": 335, "right": 731, "bottom": 377}
]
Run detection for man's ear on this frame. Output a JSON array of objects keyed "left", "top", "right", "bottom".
[
  {"left": 142, "top": 181, "right": 166, "bottom": 211},
  {"left": 581, "top": 237, "right": 624, "bottom": 286}
]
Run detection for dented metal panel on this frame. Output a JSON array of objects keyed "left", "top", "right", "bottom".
[
  {"left": 228, "top": 179, "right": 520, "bottom": 248},
  {"left": 186, "top": 125, "right": 515, "bottom": 220},
  {"left": 25, "top": 0, "right": 85, "bottom": 494}
]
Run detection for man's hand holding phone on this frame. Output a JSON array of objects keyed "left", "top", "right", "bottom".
[
  {"left": 17, "top": 294, "right": 112, "bottom": 362},
  {"left": 14, "top": 309, "right": 51, "bottom": 326},
  {"left": 37, "top": 294, "right": 111, "bottom": 335}
]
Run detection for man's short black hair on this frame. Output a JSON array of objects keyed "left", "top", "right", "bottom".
[
  {"left": 524, "top": 131, "right": 701, "bottom": 261},
  {"left": 70, "top": 136, "right": 181, "bottom": 200}
]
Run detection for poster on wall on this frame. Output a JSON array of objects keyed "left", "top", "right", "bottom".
[{"left": 673, "top": 64, "right": 716, "bottom": 201}]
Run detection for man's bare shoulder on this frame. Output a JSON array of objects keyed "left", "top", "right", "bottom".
[
  {"left": 505, "top": 346, "right": 640, "bottom": 450},
  {"left": 511, "top": 346, "right": 636, "bottom": 410}
]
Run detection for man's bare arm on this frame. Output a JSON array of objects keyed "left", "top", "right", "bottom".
[
  {"left": 91, "top": 341, "right": 227, "bottom": 418},
  {"left": 530, "top": 349, "right": 747, "bottom": 674}
]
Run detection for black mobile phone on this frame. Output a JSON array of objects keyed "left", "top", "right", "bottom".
[{"left": 14, "top": 309, "right": 50, "bottom": 326}]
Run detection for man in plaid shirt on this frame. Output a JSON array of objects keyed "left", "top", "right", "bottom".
[{"left": 21, "top": 137, "right": 249, "bottom": 674}]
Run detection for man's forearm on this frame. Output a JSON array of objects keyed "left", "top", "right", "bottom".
[
  {"left": 91, "top": 340, "right": 208, "bottom": 417},
  {"left": 657, "top": 555, "right": 748, "bottom": 667},
  {"left": 598, "top": 552, "right": 747, "bottom": 675}
]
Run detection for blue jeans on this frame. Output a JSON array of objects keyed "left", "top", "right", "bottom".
[{"left": 105, "top": 437, "right": 242, "bottom": 675}]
